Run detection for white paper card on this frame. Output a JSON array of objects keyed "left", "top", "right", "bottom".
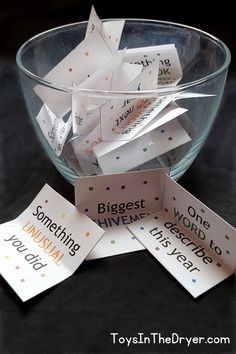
[
  {"left": 101, "top": 94, "right": 175, "bottom": 142},
  {"left": 93, "top": 104, "right": 187, "bottom": 167},
  {"left": 95, "top": 118, "right": 191, "bottom": 174},
  {"left": 0, "top": 184, "right": 104, "bottom": 301},
  {"left": 86, "top": 6, "right": 124, "bottom": 54},
  {"left": 36, "top": 104, "right": 72, "bottom": 156},
  {"left": 34, "top": 30, "right": 113, "bottom": 117},
  {"left": 125, "top": 44, "right": 183, "bottom": 85},
  {"left": 71, "top": 50, "right": 126, "bottom": 134},
  {"left": 128, "top": 174, "right": 236, "bottom": 297},
  {"left": 75, "top": 169, "right": 168, "bottom": 259}
]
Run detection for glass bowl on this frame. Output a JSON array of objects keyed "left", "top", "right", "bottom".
[{"left": 16, "top": 19, "right": 231, "bottom": 184}]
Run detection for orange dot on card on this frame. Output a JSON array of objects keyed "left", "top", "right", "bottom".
[
  {"left": 115, "top": 37, "right": 118, "bottom": 42},
  {"left": 61, "top": 213, "right": 66, "bottom": 218},
  {"left": 4, "top": 256, "right": 10, "bottom": 260},
  {"left": 105, "top": 76, "right": 108, "bottom": 81},
  {"left": 85, "top": 51, "right": 90, "bottom": 56},
  {"left": 85, "top": 232, "right": 90, "bottom": 237}
]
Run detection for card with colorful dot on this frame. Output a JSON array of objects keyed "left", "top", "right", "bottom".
[
  {"left": 124, "top": 43, "right": 183, "bottom": 85},
  {"left": 34, "top": 30, "right": 113, "bottom": 118},
  {"left": 86, "top": 6, "right": 124, "bottom": 55},
  {"left": 0, "top": 184, "right": 104, "bottom": 301},
  {"left": 127, "top": 173, "right": 236, "bottom": 298},
  {"left": 71, "top": 49, "right": 126, "bottom": 134},
  {"left": 94, "top": 117, "right": 191, "bottom": 174},
  {"left": 75, "top": 168, "right": 168, "bottom": 260}
]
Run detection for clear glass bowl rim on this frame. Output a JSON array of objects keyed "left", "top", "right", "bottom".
[{"left": 16, "top": 18, "right": 231, "bottom": 99}]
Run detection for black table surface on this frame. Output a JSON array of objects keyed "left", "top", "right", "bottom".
[{"left": 1, "top": 3, "right": 236, "bottom": 353}]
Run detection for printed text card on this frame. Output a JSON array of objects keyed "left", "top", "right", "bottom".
[
  {"left": 128, "top": 174, "right": 236, "bottom": 297},
  {"left": 75, "top": 169, "right": 167, "bottom": 259},
  {"left": 0, "top": 184, "right": 104, "bottom": 301}
]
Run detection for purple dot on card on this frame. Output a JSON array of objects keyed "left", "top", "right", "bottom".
[
  {"left": 143, "top": 147, "right": 148, "bottom": 152},
  {"left": 85, "top": 208, "right": 89, "bottom": 212},
  {"left": 226, "top": 250, "right": 230, "bottom": 255},
  {"left": 143, "top": 181, "right": 147, "bottom": 184},
  {"left": 132, "top": 236, "right": 136, "bottom": 240},
  {"left": 161, "top": 129, "right": 165, "bottom": 133},
  {"left": 121, "top": 185, "right": 125, "bottom": 189},
  {"left": 116, "top": 156, "right": 120, "bottom": 160},
  {"left": 173, "top": 196, "right": 176, "bottom": 200},
  {"left": 216, "top": 263, "right": 221, "bottom": 267},
  {"left": 45, "top": 199, "right": 48, "bottom": 203},
  {"left": 192, "top": 279, "right": 196, "bottom": 283},
  {"left": 106, "top": 187, "right": 110, "bottom": 191},
  {"left": 140, "top": 227, "right": 144, "bottom": 230},
  {"left": 225, "top": 235, "right": 229, "bottom": 240},
  {"left": 154, "top": 216, "right": 158, "bottom": 220},
  {"left": 112, "top": 128, "right": 115, "bottom": 131},
  {"left": 155, "top": 247, "right": 160, "bottom": 251},
  {"left": 201, "top": 209, "right": 205, "bottom": 213},
  {"left": 69, "top": 68, "right": 72, "bottom": 72},
  {"left": 155, "top": 197, "right": 159, "bottom": 201},
  {"left": 165, "top": 208, "right": 168, "bottom": 212},
  {"left": 89, "top": 186, "right": 93, "bottom": 191},
  {"left": 168, "top": 136, "right": 173, "bottom": 141}
]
